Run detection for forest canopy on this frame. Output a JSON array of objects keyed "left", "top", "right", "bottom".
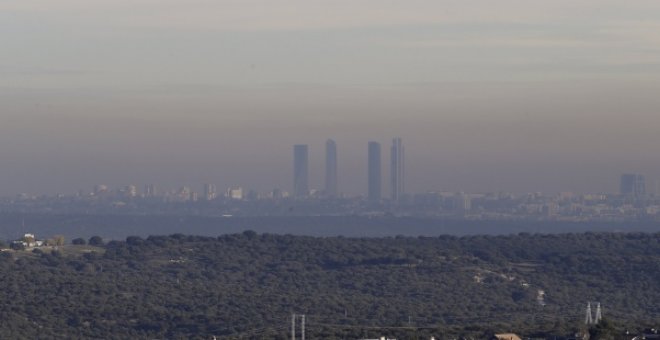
[{"left": 0, "top": 231, "right": 657, "bottom": 339}]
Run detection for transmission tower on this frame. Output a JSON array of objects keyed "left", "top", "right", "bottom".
[
  {"left": 585, "top": 302, "right": 593, "bottom": 325},
  {"left": 594, "top": 303, "right": 602, "bottom": 323},
  {"left": 291, "top": 314, "right": 306, "bottom": 340}
]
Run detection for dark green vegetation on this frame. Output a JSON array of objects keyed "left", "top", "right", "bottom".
[{"left": 0, "top": 232, "right": 657, "bottom": 339}]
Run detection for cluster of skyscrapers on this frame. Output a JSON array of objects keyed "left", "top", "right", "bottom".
[{"left": 294, "top": 138, "right": 405, "bottom": 203}]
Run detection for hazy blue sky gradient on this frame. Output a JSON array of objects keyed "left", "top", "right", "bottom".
[{"left": 2, "top": 1, "right": 660, "bottom": 195}]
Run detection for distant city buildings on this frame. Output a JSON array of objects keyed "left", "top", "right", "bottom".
[
  {"left": 368, "top": 141, "right": 382, "bottom": 203},
  {"left": 144, "top": 184, "right": 156, "bottom": 198},
  {"left": 620, "top": 173, "right": 646, "bottom": 197},
  {"left": 177, "top": 186, "right": 192, "bottom": 202},
  {"left": 5, "top": 176, "right": 660, "bottom": 222},
  {"left": 204, "top": 184, "right": 217, "bottom": 201},
  {"left": 226, "top": 187, "right": 243, "bottom": 200},
  {"left": 293, "top": 145, "right": 309, "bottom": 198},
  {"left": 390, "top": 137, "right": 405, "bottom": 202},
  {"left": 93, "top": 184, "right": 108, "bottom": 196},
  {"left": 291, "top": 138, "right": 402, "bottom": 202},
  {"left": 453, "top": 192, "right": 471, "bottom": 215},
  {"left": 269, "top": 188, "right": 287, "bottom": 200},
  {"left": 121, "top": 185, "right": 137, "bottom": 198},
  {"left": 7, "top": 142, "right": 658, "bottom": 222},
  {"left": 190, "top": 191, "right": 199, "bottom": 202},
  {"left": 325, "top": 139, "right": 338, "bottom": 197}
]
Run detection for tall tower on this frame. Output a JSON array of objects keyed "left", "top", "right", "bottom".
[
  {"left": 144, "top": 184, "right": 156, "bottom": 198},
  {"left": 325, "top": 139, "right": 338, "bottom": 197},
  {"left": 594, "top": 303, "right": 602, "bottom": 323},
  {"left": 585, "top": 302, "right": 593, "bottom": 325},
  {"left": 390, "top": 137, "right": 405, "bottom": 202},
  {"left": 203, "top": 184, "right": 217, "bottom": 201},
  {"left": 293, "top": 145, "right": 309, "bottom": 198},
  {"left": 620, "top": 173, "right": 646, "bottom": 197},
  {"left": 368, "top": 142, "right": 382, "bottom": 203}
]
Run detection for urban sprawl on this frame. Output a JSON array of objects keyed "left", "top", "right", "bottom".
[{"left": 3, "top": 140, "right": 658, "bottom": 222}]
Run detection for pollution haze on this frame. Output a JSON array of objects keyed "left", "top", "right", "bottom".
[{"left": 2, "top": 1, "right": 660, "bottom": 196}]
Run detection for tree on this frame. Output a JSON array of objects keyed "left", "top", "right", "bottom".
[
  {"left": 88, "top": 236, "right": 104, "bottom": 246},
  {"left": 72, "top": 238, "right": 86, "bottom": 245},
  {"left": 22, "top": 234, "right": 35, "bottom": 244},
  {"left": 10, "top": 242, "right": 25, "bottom": 251},
  {"left": 126, "top": 236, "right": 144, "bottom": 246},
  {"left": 589, "top": 318, "right": 617, "bottom": 340},
  {"left": 53, "top": 235, "right": 65, "bottom": 246},
  {"left": 242, "top": 230, "right": 258, "bottom": 240}
]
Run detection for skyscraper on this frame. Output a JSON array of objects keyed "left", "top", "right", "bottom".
[
  {"left": 325, "top": 139, "right": 338, "bottom": 197},
  {"left": 390, "top": 137, "right": 404, "bottom": 202},
  {"left": 368, "top": 142, "right": 382, "bottom": 202},
  {"left": 293, "top": 144, "right": 309, "bottom": 198},
  {"left": 620, "top": 173, "right": 646, "bottom": 197},
  {"left": 203, "top": 183, "right": 217, "bottom": 201},
  {"left": 453, "top": 192, "right": 471, "bottom": 215},
  {"left": 144, "top": 184, "right": 156, "bottom": 198}
]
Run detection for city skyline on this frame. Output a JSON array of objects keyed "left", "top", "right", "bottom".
[
  {"left": 6, "top": 169, "right": 660, "bottom": 225},
  {"left": 23, "top": 169, "right": 657, "bottom": 201},
  {"left": 3, "top": 2, "right": 660, "bottom": 197},
  {"left": 2, "top": 137, "right": 659, "bottom": 198}
]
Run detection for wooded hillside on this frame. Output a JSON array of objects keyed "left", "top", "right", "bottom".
[{"left": 0, "top": 232, "right": 657, "bottom": 339}]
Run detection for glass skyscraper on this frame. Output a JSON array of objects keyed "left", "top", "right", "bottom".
[
  {"left": 620, "top": 173, "right": 645, "bottom": 197},
  {"left": 325, "top": 139, "right": 338, "bottom": 197},
  {"left": 368, "top": 142, "right": 382, "bottom": 202},
  {"left": 390, "top": 137, "right": 404, "bottom": 202}
]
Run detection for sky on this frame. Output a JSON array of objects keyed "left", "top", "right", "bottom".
[{"left": 2, "top": 1, "right": 660, "bottom": 196}]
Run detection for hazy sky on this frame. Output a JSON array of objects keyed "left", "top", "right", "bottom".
[{"left": 2, "top": 1, "right": 660, "bottom": 196}]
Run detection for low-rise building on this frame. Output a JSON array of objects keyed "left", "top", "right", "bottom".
[{"left": 491, "top": 334, "right": 522, "bottom": 340}]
